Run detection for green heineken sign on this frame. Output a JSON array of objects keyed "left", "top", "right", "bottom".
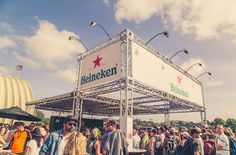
[{"left": 170, "top": 83, "right": 189, "bottom": 98}]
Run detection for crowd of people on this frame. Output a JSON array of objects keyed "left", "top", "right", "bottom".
[
  {"left": 0, "top": 116, "right": 235, "bottom": 155},
  {"left": 132, "top": 124, "right": 236, "bottom": 155}
]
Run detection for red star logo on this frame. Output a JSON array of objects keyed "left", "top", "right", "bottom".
[
  {"left": 177, "top": 76, "right": 183, "bottom": 84},
  {"left": 93, "top": 55, "right": 102, "bottom": 68}
]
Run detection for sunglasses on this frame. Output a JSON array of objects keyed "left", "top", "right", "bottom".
[{"left": 67, "top": 123, "right": 76, "bottom": 126}]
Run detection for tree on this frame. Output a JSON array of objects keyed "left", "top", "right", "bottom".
[
  {"left": 225, "top": 118, "right": 236, "bottom": 129},
  {"left": 211, "top": 118, "right": 225, "bottom": 126},
  {"left": 36, "top": 110, "right": 47, "bottom": 124}
]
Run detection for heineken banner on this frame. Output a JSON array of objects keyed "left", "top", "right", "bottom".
[
  {"left": 80, "top": 41, "right": 121, "bottom": 89},
  {"left": 132, "top": 42, "right": 203, "bottom": 106}
]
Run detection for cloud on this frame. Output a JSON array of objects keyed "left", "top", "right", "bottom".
[
  {"left": 0, "top": 20, "right": 85, "bottom": 83},
  {"left": 54, "top": 67, "right": 76, "bottom": 83},
  {"left": 114, "top": 0, "right": 236, "bottom": 40},
  {"left": 23, "top": 19, "right": 86, "bottom": 67},
  {"left": 115, "top": 0, "right": 163, "bottom": 24},
  {"left": 12, "top": 51, "right": 40, "bottom": 68},
  {"left": 102, "top": 0, "right": 110, "bottom": 6},
  {"left": 0, "top": 36, "right": 16, "bottom": 50},
  {"left": 0, "top": 22, "right": 14, "bottom": 33},
  {"left": 207, "top": 80, "right": 222, "bottom": 86},
  {"left": 180, "top": 57, "right": 206, "bottom": 76}
]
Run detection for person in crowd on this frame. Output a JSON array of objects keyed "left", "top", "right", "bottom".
[
  {"left": 40, "top": 116, "right": 77, "bottom": 155},
  {"left": 164, "top": 128, "right": 180, "bottom": 155},
  {"left": 39, "top": 126, "right": 47, "bottom": 143},
  {"left": 28, "top": 123, "right": 35, "bottom": 133},
  {"left": 232, "top": 128, "right": 236, "bottom": 140},
  {"left": 88, "top": 127, "right": 102, "bottom": 155},
  {"left": 224, "top": 127, "right": 236, "bottom": 155},
  {"left": 194, "top": 127, "right": 204, "bottom": 155},
  {"left": 155, "top": 126, "right": 165, "bottom": 155},
  {"left": 132, "top": 127, "right": 140, "bottom": 149},
  {"left": 24, "top": 128, "right": 44, "bottom": 155},
  {"left": 83, "top": 128, "right": 91, "bottom": 140},
  {"left": 64, "top": 131, "right": 88, "bottom": 155},
  {"left": 101, "top": 121, "right": 115, "bottom": 151},
  {"left": 216, "top": 124, "right": 230, "bottom": 155},
  {"left": 102, "top": 120, "right": 128, "bottom": 155},
  {"left": 10, "top": 122, "right": 31, "bottom": 155},
  {"left": 180, "top": 131, "right": 189, "bottom": 146},
  {"left": 3, "top": 124, "right": 10, "bottom": 142},
  {"left": 0, "top": 126, "right": 6, "bottom": 149},
  {"left": 139, "top": 129, "right": 149, "bottom": 151},
  {"left": 43, "top": 123, "right": 50, "bottom": 139},
  {"left": 178, "top": 128, "right": 201, "bottom": 155},
  {"left": 148, "top": 128, "right": 157, "bottom": 155},
  {"left": 3, "top": 122, "right": 19, "bottom": 149},
  {"left": 202, "top": 133, "right": 216, "bottom": 155}
]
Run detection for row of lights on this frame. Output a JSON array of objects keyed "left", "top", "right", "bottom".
[{"left": 69, "top": 21, "right": 212, "bottom": 80}]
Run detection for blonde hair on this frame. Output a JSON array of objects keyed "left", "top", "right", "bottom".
[
  {"left": 63, "top": 131, "right": 88, "bottom": 155},
  {"left": 91, "top": 127, "right": 99, "bottom": 138},
  {"left": 224, "top": 127, "right": 234, "bottom": 138}
]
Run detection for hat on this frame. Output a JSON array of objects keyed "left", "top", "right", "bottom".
[
  {"left": 64, "top": 116, "right": 78, "bottom": 124},
  {"left": 190, "top": 128, "right": 200, "bottom": 135},
  {"left": 16, "top": 122, "right": 25, "bottom": 127},
  {"left": 150, "top": 128, "right": 157, "bottom": 133},
  {"left": 105, "top": 120, "right": 116, "bottom": 126},
  {"left": 159, "top": 126, "right": 166, "bottom": 133},
  {"left": 31, "top": 128, "right": 43, "bottom": 138}
]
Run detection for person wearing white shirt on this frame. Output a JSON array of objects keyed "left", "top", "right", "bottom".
[
  {"left": 132, "top": 127, "right": 141, "bottom": 149},
  {"left": 216, "top": 124, "right": 230, "bottom": 155}
]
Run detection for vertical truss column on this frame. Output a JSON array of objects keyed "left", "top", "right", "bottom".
[
  {"left": 200, "top": 110, "right": 207, "bottom": 127},
  {"left": 72, "top": 54, "right": 84, "bottom": 131},
  {"left": 119, "top": 30, "right": 134, "bottom": 150},
  {"left": 164, "top": 112, "right": 170, "bottom": 126},
  {"left": 201, "top": 84, "right": 207, "bottom": 127},
  {"left": 119, "top": 30, "right": 133, "bottom": 117},
  {"left": 164, "top": 102, "right": 170, "bottom": 126}
]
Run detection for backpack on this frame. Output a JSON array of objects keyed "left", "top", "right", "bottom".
[
  {"left": 228, "top": 137, "right": 236, "bottom": 155},
  {"left": 165, "top": 136, "right": 178, "bottom": 155}
]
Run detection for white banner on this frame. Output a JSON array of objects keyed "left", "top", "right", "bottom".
[
  {"left": 80, "top": 41, "right": 121, "bottom": 89},
  {"left": 132, "top": 42, "right": 203, "bottom": 106}
]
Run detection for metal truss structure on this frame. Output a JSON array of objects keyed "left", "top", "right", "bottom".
[{"left": 26, "top": 29, "right": 207, "bottom": 126}]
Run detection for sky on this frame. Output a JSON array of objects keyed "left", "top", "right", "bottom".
[{"left": 0, "top": 0, "right": 236, "bottom": 122}]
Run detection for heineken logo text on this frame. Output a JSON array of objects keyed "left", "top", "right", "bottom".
[
  {"left": 81, "top": 67, "right": 117, "bottom": 85},
  {"left": 170, "top": 83, "right": 189, "bottom": 98}
]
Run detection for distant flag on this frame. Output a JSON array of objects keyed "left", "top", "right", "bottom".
[{"left": 16, "top": 65, "right": 23, "bottom": 71}]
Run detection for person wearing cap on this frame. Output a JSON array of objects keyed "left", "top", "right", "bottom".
[
  {"left": 102, "top": 120, "right": 128, "bottom": 155},
  {"left": 40, "top": 116, "right": 77, "bottom": 155},
  {"left": 24, "top": 128, "right": 43, "bottom": 155},
  {"left": 10, "top": 122, "right": 31, "bottom": 155},
  {"left": 101, "top": 120, "right": 116, "bottom": 151}
]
